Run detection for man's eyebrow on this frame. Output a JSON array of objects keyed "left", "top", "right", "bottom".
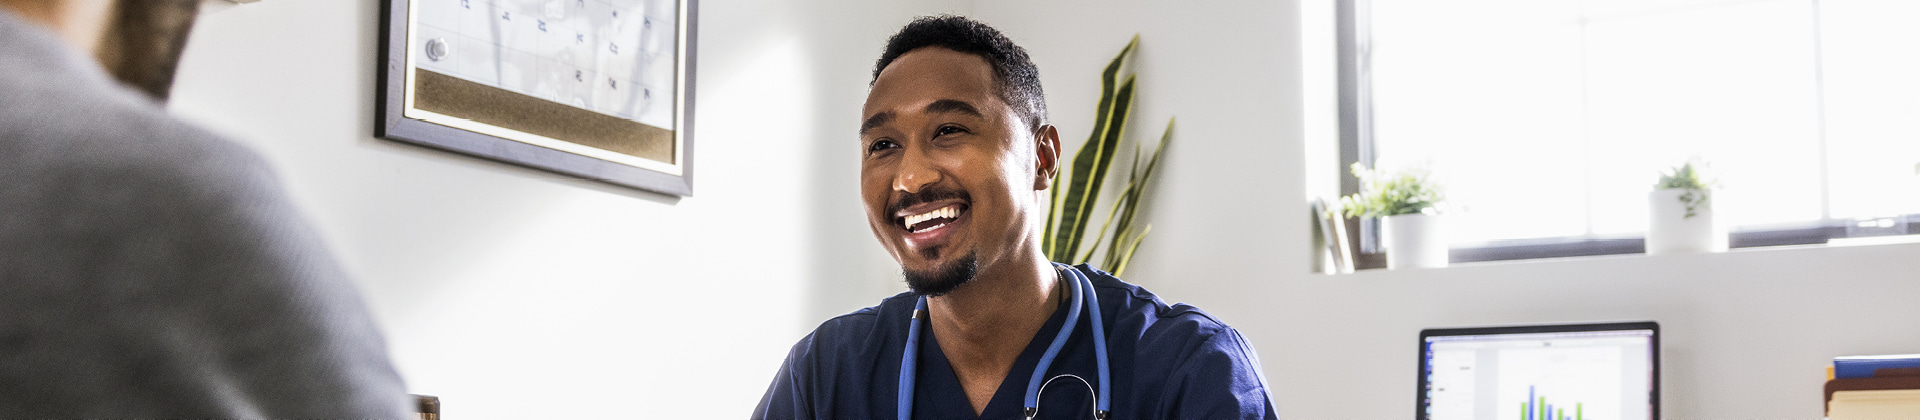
[
  {"left": 859, "top": 99, "right": 983, "bottom": 136},
  {"left": 925, "top": 99, "right": 984, "bottom": 118},
  {"left": 860, "top": 112, "right": 893, "bottom": 136}
]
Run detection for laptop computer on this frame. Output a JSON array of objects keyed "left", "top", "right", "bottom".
[{"left": 1418, "top": 322, "right": 1659, "bottom": 420}]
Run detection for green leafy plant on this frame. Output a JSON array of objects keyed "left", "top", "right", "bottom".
[
  {"left": 1655, "top": 160, "right": 1716, "bottom": 219},
  {"left": 1042, "top": 35, "right": 1172, "bottom": 277},
  {"left": 1339, "top": 163, "right": 1444, "bottom": 218}
]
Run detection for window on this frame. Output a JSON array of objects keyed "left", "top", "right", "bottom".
[{"left": 1336, "top": 0, "right": 1920, "bottom": 262}]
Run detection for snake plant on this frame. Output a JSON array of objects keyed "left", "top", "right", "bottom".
[{"left": 1041, "top": 35, "right": 1172, "bottom": 277}]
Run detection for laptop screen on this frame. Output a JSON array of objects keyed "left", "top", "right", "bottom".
[{"left": 1418, "top": 322, "right": 1659, "bottom": 420}]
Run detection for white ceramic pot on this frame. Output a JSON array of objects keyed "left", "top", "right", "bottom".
[
  {"left": 1383, "top": 213, "right": 1448, "bottom": 269},
  {"left": 1647, "top": 189, "right": 1726, "bottom": 254}
]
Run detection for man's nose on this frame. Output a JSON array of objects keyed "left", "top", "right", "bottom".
[{"left": 892, "top": 146, "right": 940, "bottom": 194}]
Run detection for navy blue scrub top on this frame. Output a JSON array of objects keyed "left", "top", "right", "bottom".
[{"left": 755, "top": 264, "right": 1278, "bottom": 419}]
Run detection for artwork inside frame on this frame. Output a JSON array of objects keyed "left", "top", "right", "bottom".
[{"left": 377, "top": 0, "right": 698, "bottom": 196}]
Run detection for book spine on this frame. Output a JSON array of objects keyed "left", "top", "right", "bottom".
[{"left": 1835, "top": 358, "right": 1920, "bottom": 379}]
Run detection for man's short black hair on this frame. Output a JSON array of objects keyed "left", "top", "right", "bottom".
[{"left": 873, "top": 15, "right": 1048, "bottom": 132}]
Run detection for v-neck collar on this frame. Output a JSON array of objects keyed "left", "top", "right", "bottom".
[{"left": 916, "top": 293, "right": 1073, "bottom": 419}]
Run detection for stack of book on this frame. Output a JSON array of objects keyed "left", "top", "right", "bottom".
[{"left": 1826, "top": 354, "right": 1920, "bottom": 419}]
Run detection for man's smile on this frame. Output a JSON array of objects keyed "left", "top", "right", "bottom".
[
  {"left": 893, "top": 200, "right": 971, "bottom": 254},
  {"left": 899, "top": 203, "right": 968, "bottom": 233}
]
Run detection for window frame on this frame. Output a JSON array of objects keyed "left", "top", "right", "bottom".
[{"left": 1332, "top": 0, "right": 1918, "bottom": 267}]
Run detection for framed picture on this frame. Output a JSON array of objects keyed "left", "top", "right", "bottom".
[{"left": 378, "top": 0, "right": 698, "bottom": 196}]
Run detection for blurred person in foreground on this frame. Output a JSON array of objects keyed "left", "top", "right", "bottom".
[{"left": 0, "top": 0, "right": 411, "bottom": 417}]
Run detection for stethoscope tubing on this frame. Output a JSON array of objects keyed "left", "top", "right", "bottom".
[
  {"left": 899, "top": 297, "right": 927, "bottom": 420},
  {"left": 1082, "top": 266, "right": 1112, "bottom": 417},
  {"left": 897, "top": 263, "right": 1112, "bottom": 420},
  {"left": 1023, "top": 265, "right": 1083, "bottom": 410}
]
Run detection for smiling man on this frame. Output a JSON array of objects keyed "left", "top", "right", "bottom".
[{"left": 755, "top": 16, "right": 1277, "bottom": 419}]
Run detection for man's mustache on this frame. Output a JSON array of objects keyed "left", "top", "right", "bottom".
[{"left": 888, "top": 185, "right": 971, "bottom": 217}]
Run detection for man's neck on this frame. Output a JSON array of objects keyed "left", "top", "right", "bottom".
[
  {"left": 0, "top": 0, "right": 115, "bottom": 55},
  {"left": 925, "top": 254, "right": 1061, "bottom": 414}
]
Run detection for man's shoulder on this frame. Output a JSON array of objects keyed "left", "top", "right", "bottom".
[
  {"left": 0, "top": 73, "right": 287, "bottom": 244},
  {"left": 1, "top": 84, "right": 266, "bottom": 185},
  {"left": 1077, "top": 264, "right": 1238, "bottom": 337},
  {"left": 1075, "top": 265, "right": 1276, "bottom": 419},
  {"left": 0, "top": 22, "right": 304, "bottom": 277},
  {"left": 1075, "top": 264, "right": 1256, "bottom": 366},
  {"left": 791, "top": 291, "right": 917, "bottom": 352},
  {"left": 0, "top": 17, "right": 267, "bottom": 193}
]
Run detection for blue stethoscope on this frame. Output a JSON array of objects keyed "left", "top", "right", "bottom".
[{"left": 897, "top": 262, "right": 1112, "bottom": 420}]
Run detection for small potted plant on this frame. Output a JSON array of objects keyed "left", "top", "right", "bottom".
[
  {"left": 1647, "top": 159, "right": 1725, "bottom": 254},
  {"left": 1341, "top": 163, "right": 1448, "bottom": 269}
]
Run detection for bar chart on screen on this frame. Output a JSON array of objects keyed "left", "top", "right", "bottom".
[
  {"left": 1496, "top": 346, "right": 1626, "bottom": 420},
  {"left": 1420, "top": 325, "right": 1657, "bottom": 420},
  {"left": 1521, "top": 385, "right": 1585, "bottom": 420}
]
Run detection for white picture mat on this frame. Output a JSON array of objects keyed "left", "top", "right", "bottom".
[{"left": 400, "top": 0, "right": 688, "bottom": 175}]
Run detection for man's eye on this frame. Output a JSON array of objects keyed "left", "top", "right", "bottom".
[
  {"left": 935, "top": 126, "right": 967, "bottom": 137},
  {"left": 867, "top": 139, "right": 898, "bottom": 153}
]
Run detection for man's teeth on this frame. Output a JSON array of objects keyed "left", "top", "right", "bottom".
[{"left": 904, "top": 206, "right": 959, "bottom": 230}]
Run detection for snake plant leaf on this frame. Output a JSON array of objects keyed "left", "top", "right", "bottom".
[
  {"left": 1081, "top": 143, "right": 1143, "bottom": 263},
  {"left": 1042, "top": 35, "right": 1170, "bottom": 278},
  {"left": 1043, "top": 152, "right": 1064, "bottom": 254},
  {"left": 1113, "top": 224, "right": 1152, "bottom": 278},
  {"left": 1091, "top": 35, "right": 1138, "bottom": 151},
  {"left": 1047, "top": 38, "right": 1138, "bottom": 262},
  {"left": 1100, "top": 119, "right": 1172, "bottom": 270},
  {"left": 1054, "top": 75, "right": 1134, "bottom": 262},
  {"left": 1047, "top": 36, "right": 1136, "bottom": 261}
]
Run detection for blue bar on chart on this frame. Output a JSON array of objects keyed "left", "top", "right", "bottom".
[{"left": 1522, "top": 385, "right": 1584, "bottom": 420}]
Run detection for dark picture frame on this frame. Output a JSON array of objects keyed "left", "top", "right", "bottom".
[{"left": 377, "top": 0, "right": 698, "bottom": 196}]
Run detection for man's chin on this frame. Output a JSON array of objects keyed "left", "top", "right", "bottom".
[{"left": 902, "top": 252, "right": 979, "bottom": 297}]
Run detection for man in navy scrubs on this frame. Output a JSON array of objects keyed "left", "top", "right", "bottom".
[{"left": 756, "top": 16, "right": 1278, "bottom": 419}]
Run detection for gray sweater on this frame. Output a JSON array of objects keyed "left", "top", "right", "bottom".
[{"left": 0, "top": 10, "right": 412, "bottom": 419}]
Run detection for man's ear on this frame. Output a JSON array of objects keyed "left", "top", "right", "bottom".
[{"left": 1032, "top": 124, "right": 1061, "bottom": 191}]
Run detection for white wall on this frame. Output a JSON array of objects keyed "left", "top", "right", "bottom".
[
  {"left": 166, "top": 0, "right": 1920, "bottom": 418},
  {"left": 975, "top": 1, "right": 1920, "bottom": 418},
  {"left": 169, "top": 0, "right": 959, "bottom": 418}
]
